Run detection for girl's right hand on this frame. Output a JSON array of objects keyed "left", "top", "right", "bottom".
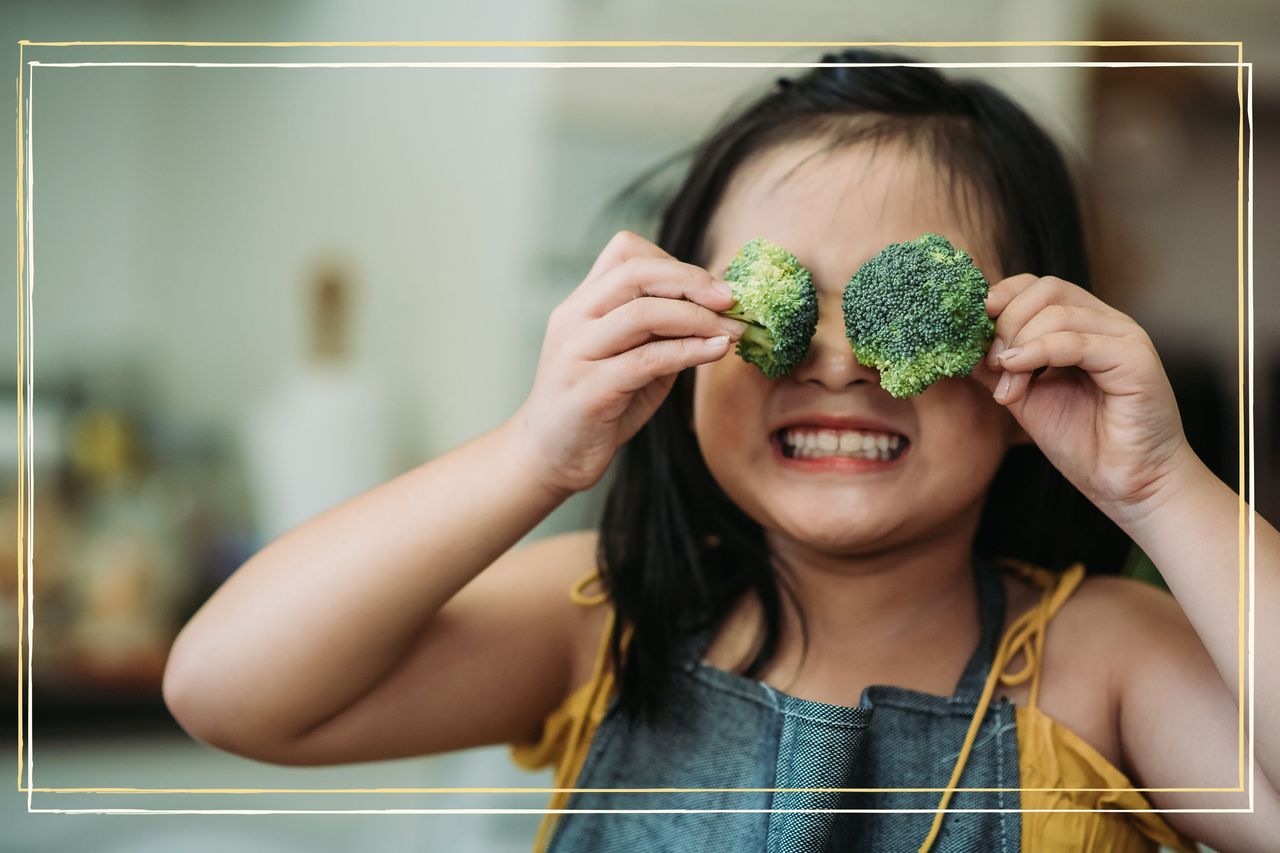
[{"left": 512, "top": 230, "right": 747, "bottom": 498}]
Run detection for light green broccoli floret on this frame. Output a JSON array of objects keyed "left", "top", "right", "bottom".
[
  {"left": 841, "top": 232, "right": 995, "bottom": 398},
  {"left": 720, "top": 237, "right": 819, "bottom": 379}
]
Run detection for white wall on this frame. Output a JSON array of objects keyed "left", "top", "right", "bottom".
[{"left": 22, "top": 9, "right": 555, "bottom": 461}]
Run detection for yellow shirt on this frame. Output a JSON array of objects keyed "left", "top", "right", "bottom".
[{"left": 510, "top": 558, "right": 1200, "bottom": 853}]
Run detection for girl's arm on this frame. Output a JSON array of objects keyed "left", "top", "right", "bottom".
[
  {"left": 164, "top": 230, "right": 743, "bottom": 764},
  {"left": 972, "top": 273, "right": 1279, "bottom": 848},
  {"left": 162, "top": 416, "right": 582, "bottom": 762},
  {"left": 1105, "top": 444, "right": 1280, "bottom": 850},
  {"left": 1115, "top": 443, "right": 1279, "bottom": 787}
]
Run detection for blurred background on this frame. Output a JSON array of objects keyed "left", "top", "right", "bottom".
[{"left": 2, "top": 1, "right": 1275, "bottom": 851}]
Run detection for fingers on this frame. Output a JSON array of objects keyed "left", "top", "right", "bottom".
[
  {"left": 541, "top": 231, "right": 745, "bottom": 414},
  {"left": 967, "top": 348, "right": 1005, "bottom": 395},
  {"left": 576, "top": 255, "right": 737, "bottom": 319},
  {"left": 577, "top": 296, "right": 747, "bottom": 361},
  {"left": 986, "top": 303, "right": 1137, "bottom": 370},
  {"left": 575, "top": 230, "right": 731, "bottom": 319},
  {"left": 982, "top": 273, "right": 1039, "bottom": 319},
  {"left": 980, "top": 273, "right": 1157, "bottom": 406},
  {"left": 985, "top": 275, "right": 1132, "bottom": 358},
  {"left": 992, "top": 331, "right": 1151, "bottom": 405},
  {"left": 604, "top": 334, "right": 736, "bottom": 394},
  {"left": 583, "top": 229, "right": 673, "bottom": 283},
  {"left": 993, "top": 368, "right": 1033, "bottom": 405}
]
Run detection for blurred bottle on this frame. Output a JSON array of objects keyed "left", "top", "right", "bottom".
[{"left": 241, "top": 260, "right": 394, "bottom": 547}]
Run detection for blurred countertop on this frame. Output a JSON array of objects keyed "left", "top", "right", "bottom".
[{"left": 3, "top": 734, "right": 549, "bottom": 852}]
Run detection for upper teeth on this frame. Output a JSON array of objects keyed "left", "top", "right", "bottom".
[{"left": 781, "top": 428, "right": 903, "bottom": 460}]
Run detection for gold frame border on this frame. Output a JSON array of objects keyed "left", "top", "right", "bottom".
[{"left": 13, "top": 39, "right": 1250, "bottom": 804}]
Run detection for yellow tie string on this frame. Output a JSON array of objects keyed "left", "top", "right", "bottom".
[{"left": 916, "top": 562, "right": 1085, "bottom": 852}]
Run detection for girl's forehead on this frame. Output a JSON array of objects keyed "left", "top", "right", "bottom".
[{"left": 703, "top": 138, "right": 1002, "bottom": 290}]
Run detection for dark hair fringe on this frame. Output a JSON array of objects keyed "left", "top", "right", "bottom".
[{"left": 594, "top": 48, "right": 1133, "bottom": 725}]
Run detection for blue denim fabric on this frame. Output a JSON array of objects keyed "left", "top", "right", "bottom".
[{"left": 547, "top": 555, "right": 1021, "bottom": 853}]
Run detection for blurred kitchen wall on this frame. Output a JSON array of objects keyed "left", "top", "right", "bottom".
[{"left": 1, "top": 0, "right": 1273, "bottom": 851}]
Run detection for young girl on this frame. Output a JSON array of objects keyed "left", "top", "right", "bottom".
[{"left": 163, "top": 50, "right": 1279, "bottom": 852}]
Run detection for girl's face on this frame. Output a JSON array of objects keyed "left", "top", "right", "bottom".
[{"left": 694, "top": 136, "right": 1027, "bottom": 557}]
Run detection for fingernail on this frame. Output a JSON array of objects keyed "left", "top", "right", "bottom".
[
  {"left": 987, "top": 337, "right": 1005, "bottom": 367},
  {"left": 706, "top": 334, "right": 730, "bottom": 348},
  {"left": 720, "top": 317, "right": 748, "bottom": 338},
  {"left": 995, "top": 372, "right": 1011, "bottom": 400},
  {"left": 996, "top": 346, "right": 1023, "bottom": 361},
  {"left": 713, "top": 280, "right": 735, "bottom": 300}
]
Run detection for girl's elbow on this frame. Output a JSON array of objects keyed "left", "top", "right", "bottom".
[
  {"left": 162, "top": 651, "right": 320, "bottom": 766},
  {"left": 162, "top": 647, "right": 225, "bottom": 748},
  {"left": 163, "top": 642, "right": 251, "bottom": 754}
]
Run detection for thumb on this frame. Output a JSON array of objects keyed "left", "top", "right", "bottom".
[{"left": 968, "top": 351, "right": 1003, "bottom": 396}]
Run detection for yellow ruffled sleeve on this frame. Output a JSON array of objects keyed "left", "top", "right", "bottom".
[{"left": 1018, "top": 705, "right": 1200, "bottom": 852}]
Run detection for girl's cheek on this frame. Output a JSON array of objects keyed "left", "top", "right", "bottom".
[
  {"left": 913, "top": 384, "right": 999, "bottom": 465},
  {"left": 691, "top": 364, "right": 732, "bottom": 436},
  {"left": 694, "top": 361, "right": 767, "bottom": 444}
]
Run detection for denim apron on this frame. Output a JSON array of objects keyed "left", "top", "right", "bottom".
[{"left": 546, "top": 555, "right": 1021, "bottom": 853}]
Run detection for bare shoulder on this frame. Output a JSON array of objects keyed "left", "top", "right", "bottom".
[
  {"left": 470, "top": 527, "right": 610, "bottom": 692},
  {"left": 482, "top": 526, "right": 599, "bottom": 591},
  {"left": 1055, "top": 572, "right": 1194, "bottom": 668},
  {"left": 1000, "top": 567, "right": 1185, "bottom": 663},
  {"left": 996, "top": 568, "right": 1186, "bottom": 768}
]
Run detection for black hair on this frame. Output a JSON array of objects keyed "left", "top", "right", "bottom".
[{"left": 594, "top": 48, "right": 1132, "bottom": 724}]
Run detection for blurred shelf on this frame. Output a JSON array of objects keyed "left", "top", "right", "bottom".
[{"left": 19, "top": 686, "right": 180, "bottom": 739}]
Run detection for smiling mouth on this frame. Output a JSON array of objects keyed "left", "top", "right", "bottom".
[{"left": 774, "top": 427, "right": 911, "bottom": 462}]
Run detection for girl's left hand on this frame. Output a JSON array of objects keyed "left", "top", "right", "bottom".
[{"left": 968, "top": 274, "right": 1197, "bottom": 524}]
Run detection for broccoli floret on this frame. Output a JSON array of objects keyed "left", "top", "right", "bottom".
[
  {"left": 720, "top": 237, "right": 819, "bottom": 379},
  {"left": 841, "top": 232, "right": 995, "bottom": 398}
]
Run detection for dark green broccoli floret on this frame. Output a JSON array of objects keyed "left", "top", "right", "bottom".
[
  {"left": 841, "top": 232, "right": 995, "bottom": 398},
  {"left": 720, "top": 237, "right": 819, "bottom": 379}
]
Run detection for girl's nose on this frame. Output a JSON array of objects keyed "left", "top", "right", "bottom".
[{"left": 788, "top": 296, "right": 880, "bottom": 391}]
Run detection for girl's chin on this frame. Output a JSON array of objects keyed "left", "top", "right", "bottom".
[
  {"left": 768, "top": 510, "right": 897, "bottom": 553},
  {"left": 770, "top": 477, "right": 901, "bottom": 509}
]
